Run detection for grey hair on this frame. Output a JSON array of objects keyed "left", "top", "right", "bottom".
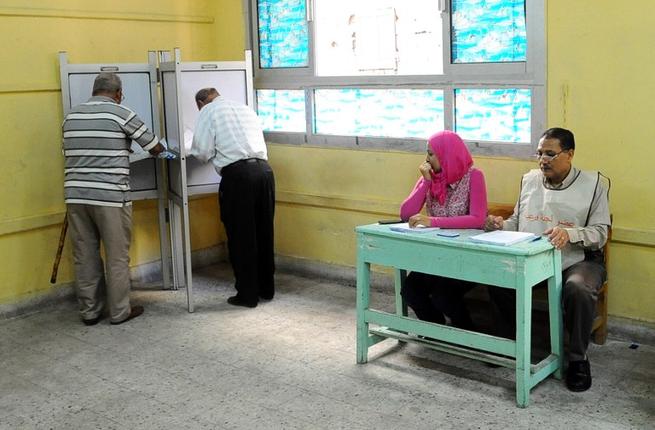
[
  {"left": 195, "top": 87, "right": 219, "bottom": 103},
  {"left": 92, "top": 73, "right": 122, "bottom": 95}
]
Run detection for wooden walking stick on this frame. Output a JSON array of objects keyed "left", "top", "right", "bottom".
[{"left": 50, "top": 214, "right": 68, "bottom": 284}]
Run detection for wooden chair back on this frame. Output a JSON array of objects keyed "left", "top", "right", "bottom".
[{"left": 591, "top": 216, "right": 612, "bottom": 345}]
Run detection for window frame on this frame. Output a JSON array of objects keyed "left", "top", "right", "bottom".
[{"left": 245, "top": 0, "right": 545, "bottom": 158}]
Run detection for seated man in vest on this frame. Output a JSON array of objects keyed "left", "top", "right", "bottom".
[{"left": 484, "top": 127, "right": 610, "bottom": 392}]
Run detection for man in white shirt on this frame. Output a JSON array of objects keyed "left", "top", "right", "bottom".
[
  {"left": 190, "top": 88, "right": 275, "bottom": 308},
  {"left": 485, "top": 127, "right": 610, "bottom": 393}
]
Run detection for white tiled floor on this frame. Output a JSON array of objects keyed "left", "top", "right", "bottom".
[{"left": 1, "top": 263, "right": 653, "bottom": 429}]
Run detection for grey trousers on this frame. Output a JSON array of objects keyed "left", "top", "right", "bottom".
[
  {"left": 489, "top": 259, "right": 607, "bottom": 362},
  {"left": 67, "top": 204, "right": 132, "bottom": 323}
]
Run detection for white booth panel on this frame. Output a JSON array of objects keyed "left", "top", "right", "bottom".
[
  {"left": 167, "top": 159, "right": 183, "bottom": 199},
  {"left": 161, "top": 71, "right": 181, "bottom": 154},
  {"left": 67, "top": 72, "right": 157, "bottom": 193},
  {"left": 68, "top": 73, "right": 154, "bottom": 127}
]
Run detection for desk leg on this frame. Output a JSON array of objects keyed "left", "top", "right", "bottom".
[
  {"left": 548, "top": 251, "right": 564, "bottom": 379},
  {"left": 515, "top": 280, "right": 532, "bottom": 408},
  {"left": 394, "top": 269, "right": 408, "bottom": 317},
  {"left": 356, "top": 260, "right": 371, "bottom": 364}
]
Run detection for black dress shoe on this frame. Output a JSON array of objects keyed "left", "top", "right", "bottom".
[
  {"left": 227, "top": 296, "right": 258, "bottom": 308},
  {"left": 110, "top": 305, "right": 144, "bottom": 325},
  {"left": 82, "top": 315, "right": 102, "bottom": 326},
  {"left": 259, "top": 293, "right": 274, "bottom": 301},
  {"left": 566, "top": 359, "right": 592, "bottom": 392}
]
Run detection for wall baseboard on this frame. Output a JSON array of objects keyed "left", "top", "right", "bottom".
[
  {"left": 606, "top": 316, "right": 655, "bottom": 347},
  {"left": 276, "top": 255, "right": 655, "bottom": 346},
  {"left": 130, "top": 245, "right": 227, "bottom": 287},
  {"left": 0, "top": 245, "right": 227, "bottom": 320},
  {"left": 0, "top": 284, "right": 77, "bottom": 321},
  {"left": 275, "top": 255, "right": 392, "bottom": 290},
  {"left": 4, "top": 249, "right": 653, "bottom": 345}
]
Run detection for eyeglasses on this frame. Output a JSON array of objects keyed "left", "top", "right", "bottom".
[{"left": 533, "top": 150, "right": 568, "bottom": 162}]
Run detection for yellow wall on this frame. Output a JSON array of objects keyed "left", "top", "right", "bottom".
[
  {"left": 2, "top": 1, "right": 654, "bottom": 323},
  {"left": 0, "top": 0, "right": 229, "bottom": 304},
  {"left": 208, "top": 0, "right": 247, "bottom": 60},
  {"left": 544, "top": 1, "right": 655, "bottom": 321}
]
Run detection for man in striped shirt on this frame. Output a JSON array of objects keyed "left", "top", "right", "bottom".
[
  {"left": 190, "top": 88, "right": 275, "bottom": 308},
  {"left": 62, "top": 72, "right": 164, "bottom": 325}
]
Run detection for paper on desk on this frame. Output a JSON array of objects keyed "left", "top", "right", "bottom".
[
  {"left": 388, "top": 222, "right": 440, "bottom": 234},
  {"left": 469, "top": 230, "right": 537, "bottom": 246}
]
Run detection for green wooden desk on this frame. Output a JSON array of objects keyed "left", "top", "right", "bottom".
[{"left": 355, "top": 224, "right": 564, "bottom": 408}]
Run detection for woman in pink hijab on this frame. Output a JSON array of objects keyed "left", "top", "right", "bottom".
[
  {"left": 401, "top": 130, "right": 487, "bottom": 228},
  {"left": 399, "top": 130, "right": 488, "bottom": 328}
]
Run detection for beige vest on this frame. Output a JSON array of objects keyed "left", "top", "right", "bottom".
[{"left": 518, "top": 169, "right": 600, "bottom": 269}]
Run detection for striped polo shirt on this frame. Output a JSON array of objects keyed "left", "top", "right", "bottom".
[{"left": 62, "top": 96, "right": 159, "bottom": 207}]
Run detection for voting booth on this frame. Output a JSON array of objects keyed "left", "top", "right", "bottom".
[
  {"left": 59, "top": 49, "right": 255, "bottom": 312},
  {"left": 58, "top": 51, "right": 172, "bottom": 291},
  {"left": 159, "top": 49, "right": 254, "bottom": 311}
]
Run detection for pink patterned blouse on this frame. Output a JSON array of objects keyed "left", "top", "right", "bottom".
[{"left": 400, "top": 167, "right": 487, "bottom": 229}]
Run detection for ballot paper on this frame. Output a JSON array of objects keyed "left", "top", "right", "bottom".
[
  {"left": 128, "top": 139, "right": 177, "bottom": 163},
  {"left": 128, "top": 141, "right": 151, "bottom": 163},
  {"left": 388, "top": 223, "right": 440, "bottom": 234},
  {"left": 469, "top": 230, "right": 537, "bottom": 246},
  {"left": 184, "top": 127, "right": 194, "bottom": 152}
]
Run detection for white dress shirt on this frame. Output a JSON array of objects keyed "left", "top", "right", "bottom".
[{"left": 189, "top": 96, "right": 267, "bottom": 174}]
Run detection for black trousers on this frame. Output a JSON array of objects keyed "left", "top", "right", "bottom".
[
  {"left": 219, "top": 158, "right": 275, "bottom": 304},
  {"left": 488, "top": 259, "right": 606, "bottom": 362},
  {"left": 401, "top": 272, "right": 478, "bottom": 330}
]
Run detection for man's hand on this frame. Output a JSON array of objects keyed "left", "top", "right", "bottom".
[
  {"left": 149, "top": 138, "right": 167, "bottom": 156},
  {"left": 419, "top": 162, "right": 432, "bottom": 181},
  {"left": 408, "top": 214, "right": 431, "bottom": 228},
  {"left": 484, "top": 215, "right": 504, "bottom": 231},
  {"left": 544, "top": 226, "right": 570, "bottom": 250}
]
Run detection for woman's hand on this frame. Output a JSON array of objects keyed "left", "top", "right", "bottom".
[
  {"left": 408, "top": 214, "right": 431, "bottom": 228},
  {"left": 484, "top": 215, "right": 504, "bottom": 231},
  {"left": 419, "top": 161, "right": 432, "bottom": 181},
  {"left": 544, "top": 226, "right": 570, "bottom": 250}
]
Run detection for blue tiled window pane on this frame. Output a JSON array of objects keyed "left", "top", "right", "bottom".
[
  {"left": 257, "top": 90, "right": 306, "bottom": 132},
  {"left": 258, "top": 0, "right": 309, "bottom": 68},
  {"left": 455, "top": 89, "right": 531, "bottom": 143},
  {"left": 451, "top": 0, "right": 526, "bottom": 63},
  {"left": 314, "top": 89, "right": 444, "bottom": 139}
]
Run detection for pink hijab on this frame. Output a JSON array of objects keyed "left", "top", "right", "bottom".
[{"left": 428, "top": 130, "right": 473, "bottom": 205}]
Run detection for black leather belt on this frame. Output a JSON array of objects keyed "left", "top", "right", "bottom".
[{"left": 222, "top": 158, "right": 263, "bottom": 174}]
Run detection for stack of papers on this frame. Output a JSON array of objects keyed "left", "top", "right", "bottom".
[
  {"left": 469, "top": 230, "right": 537, "bottom": 246},
  {"left": 388, "top": 223, "right": 440, "bottom": 234}
]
